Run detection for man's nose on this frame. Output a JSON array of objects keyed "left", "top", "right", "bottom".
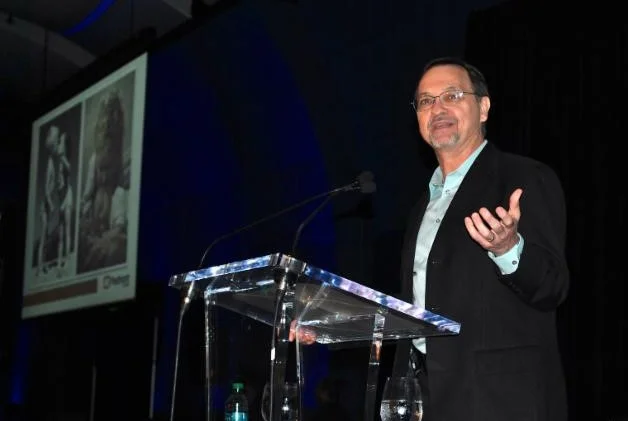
[{"left": 431, "top": 96, "right": 448, "bottom": 111}]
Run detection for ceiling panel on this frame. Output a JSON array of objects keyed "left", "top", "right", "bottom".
[
  {"left": 0, "top": 0, "right": 102, "bottom": 32},
  {"left": 62, "top": 0, "right": 189, "bottom": 56},
  {"left": 0, "top": 0, "right": 190, "bottom": 104}
]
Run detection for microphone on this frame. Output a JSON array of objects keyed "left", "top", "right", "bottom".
[
  {"left": 355, "top": 170, "right": 376, "bottom": 194},
  {"left": 181, "top": 170, "right": 376, "bottom": 308},
  {"left": 172, "top": 171, "right": 375, "bottom": 421},
  {"left": 290, "top": 171, "right": 376, "bottom": 255}
]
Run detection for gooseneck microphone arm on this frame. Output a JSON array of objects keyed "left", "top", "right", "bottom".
[
  {"left": 177, "top": 184, "right": 348, "bottom": 317},
  {"left": 272, "top": 171, "right": 375, "bottom": 419},
  {"left": 290, "top": 192, "right": 338, "bottom": 257},
  {"left": 290, "top": 170, "right": 376, "bottom": 257},
  {"left": 197, "top": 187, "right": 346, "bottom": 269}
]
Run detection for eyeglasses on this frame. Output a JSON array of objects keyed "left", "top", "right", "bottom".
[{"left": 411, "top": 89, "right": 479, "bottom": 112}]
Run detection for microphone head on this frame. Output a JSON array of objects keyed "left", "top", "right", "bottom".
[
  {"left": 360, "top": 181, "right": 376, "bottom": 194},
  {"left": 357, "top": 171, "right": 376, "bottom": 193},
  {"left": 358, "top": 171, "right": 374, "bottom": 183},
  {"left": 340, "top": 171, "right": 377, "bottom": 193}
]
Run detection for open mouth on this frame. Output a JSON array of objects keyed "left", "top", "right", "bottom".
[{"left": 429, "top": 119, "right": 456, "bottom": 130}]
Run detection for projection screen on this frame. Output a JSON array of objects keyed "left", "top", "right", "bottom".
[{"left": 22, "top": 53, "right": 147, "bottom": 319}]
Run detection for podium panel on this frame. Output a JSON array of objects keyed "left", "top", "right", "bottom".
[
  {"left": 169, "top": 253, "right": 460, "bottom": 421},
  {"left": 169, "top": 253, "right": 460, "bottom": 342}
]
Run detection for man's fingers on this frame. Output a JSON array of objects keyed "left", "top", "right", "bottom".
[
  {"left": 289, "top": 320, "right": 316, "bottom": 344},
  {"left": 289, "top": 320, "right": 297, "bottom": 342},
  {"left": 509, "top": 188, "right": 523, "bottom": 216},
  {"left": 495, "top": 207, "right": 514, "bottom": 228},
  {"left": 465, "top": 215, "right": 491, "bottom": 244},
  {"left": 298, "top": 329, "right": 317, "bottom": 345}
]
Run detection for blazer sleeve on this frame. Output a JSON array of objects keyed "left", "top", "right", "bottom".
[{"left": 499, "top": 161, "right": 570, "bottom": 311}]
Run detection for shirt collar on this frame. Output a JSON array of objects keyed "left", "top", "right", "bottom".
[{"left": 429, "top": 139, "right": 488, "bottom": 195}]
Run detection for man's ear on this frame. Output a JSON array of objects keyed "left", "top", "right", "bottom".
[{"left": 480, "top": 96, "right": 490, "bottom": 123}]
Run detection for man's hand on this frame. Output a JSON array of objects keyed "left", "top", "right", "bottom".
[
  {"left": 464, "top": 188, "right": 522, "bottom": 256},
  {"left": 288, "top": 320, "right": 317, "bottom": 345}
]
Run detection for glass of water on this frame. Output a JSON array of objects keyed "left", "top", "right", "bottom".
[
  {"left": 261, "top": 381, "right": 299, "bottom": 421},
  {"left": 379, "top": 376, "right": 423, "bottom": 421}
]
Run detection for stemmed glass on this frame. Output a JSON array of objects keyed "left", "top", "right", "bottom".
[
  {"left": 379, "top": 376, "right": 423, "bottom": 421},
  {"left": 261, "top": 381, "right": 299, "bottom": 421}
]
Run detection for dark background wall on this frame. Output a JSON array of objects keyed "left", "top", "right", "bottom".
[
  {"left": 0, "top": 0, "right": 626, "bottom": 420},
  {"left": 465, "top": 2, "right": 628, "bottom": 418}
]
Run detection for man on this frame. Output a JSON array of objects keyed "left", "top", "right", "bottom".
[
  {"left": 392, "top": 57, "right": 570, "bottom": 420},
  {"left": 57, "top": 132, "right": 73, "bottom": 271},
  {"left": 79, "top": 89, "right": 128, "bottom": 271},
  {"left": 36, "top": 125, "right": 61, "bottom": 276}
]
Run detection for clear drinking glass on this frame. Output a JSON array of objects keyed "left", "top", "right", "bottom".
[
  {"left": 261, "top": 381, "right": 299, "bottom": 421},
  {"left": 379, "top": 376, "right": 423, "bottom": 421}
]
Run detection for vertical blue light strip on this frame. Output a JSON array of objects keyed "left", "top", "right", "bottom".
[{"left": 10, "top": 321, "right": 31, "bottom": 405}]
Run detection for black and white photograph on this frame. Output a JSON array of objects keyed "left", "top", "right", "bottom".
[
  {"left": 29, "top": 105, "right": 81, "bottom": 284},
  {"left": 76, "top": 72, "right": 136, "bottom": 274}
]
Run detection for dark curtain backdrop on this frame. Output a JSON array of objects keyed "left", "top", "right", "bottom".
[{"left": 465, "top": 2, "right": 628, "bottom": 420}]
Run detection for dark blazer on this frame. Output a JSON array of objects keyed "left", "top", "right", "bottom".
[{"left": 393, "top": 142, "right": 569, "bottom": 421}]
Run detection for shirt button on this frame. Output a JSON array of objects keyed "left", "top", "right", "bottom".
[
  {"left": 435, "top": 218, "right": 441, "bottom": 223},
  {"left": 511, "top": 260, "right": 518, "bottom": 265}
]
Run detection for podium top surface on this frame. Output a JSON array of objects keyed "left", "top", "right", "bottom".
[{"left": 169, "top": 253, "right": 460, "bottom": 344}]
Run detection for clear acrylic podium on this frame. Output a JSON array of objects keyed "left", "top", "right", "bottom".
[{"left": 169, "top": 253, "right": 460, "bottom": 421}]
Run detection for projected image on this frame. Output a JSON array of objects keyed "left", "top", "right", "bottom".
[
  {"left": 23, "top": 53, "right": 147, "bottom": 319},
  {"left": 31, "top": 106, "right": 81, "bottom": 282},
  {"left": 77, "top": 75, "right": 134, "bottom": 274}
]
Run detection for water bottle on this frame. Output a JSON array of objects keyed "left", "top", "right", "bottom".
[{"left": 225, "top": 382, "right": 249, "bottom": 421}]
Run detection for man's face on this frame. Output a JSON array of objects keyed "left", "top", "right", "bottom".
[
  {"left": 46, "top": 126, "right": 59, "bottom": 153},
  {"left": 93, "top": 94, "right": 124, "bottom": 177},
  {"left": 415, "top": 64, "right": 489, "bottom": 150}
]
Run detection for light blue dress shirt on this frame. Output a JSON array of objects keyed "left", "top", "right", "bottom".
[{"left": 412, "top": 140, "right": 524, "bottom": 353}]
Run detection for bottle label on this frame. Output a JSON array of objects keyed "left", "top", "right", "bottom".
[{"left": 225, "top": 413, "right": 248, "bottom": 421}]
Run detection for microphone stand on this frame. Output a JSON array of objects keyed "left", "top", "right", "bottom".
[
  {"left": 170, "top": 172, "right": 373, "bottom": 421},
  {"left": 169, "top": 295, "right": 192, "bottom": 421},
  {"left": 171, "top": 282, "right": 216, "bottom": 421},
  {"left": 268, "top": 189, "right": 343, "bottom": 420},
  {"left": 271, "top": 175, "right": 374, "bottom": 419},
  {"left": 268, "top": 268, "right": 297, "bottom": 421},
  {"left": 169, "top": 190, "right": 341, "bottom": 421},
  {"left": 203, "top": 294, "right": 214, "bottom": 421}
]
